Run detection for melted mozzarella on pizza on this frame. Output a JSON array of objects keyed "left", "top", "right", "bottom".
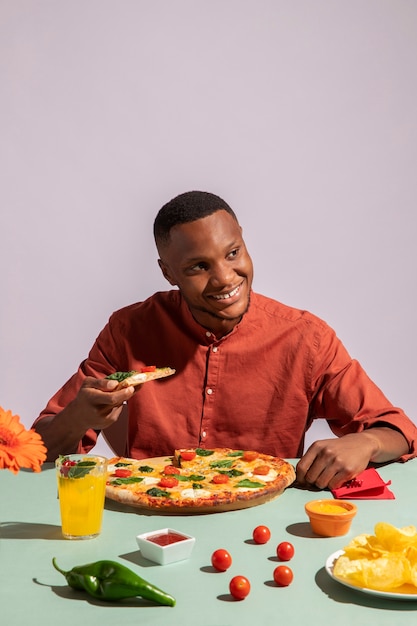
[
  {"left": 141, "top": 477, "right": 160, "bottom": 486},
  {"left": 180, "top": 488, "right": 212, "bottom": 499}
]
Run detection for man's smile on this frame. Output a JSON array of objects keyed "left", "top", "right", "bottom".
[{"left": 210, "top": 283, "right": 242, "bottom": 301}]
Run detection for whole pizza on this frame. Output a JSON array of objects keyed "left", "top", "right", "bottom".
[{"left": 105, "top": 447, "right": 296, "bottom": 513}]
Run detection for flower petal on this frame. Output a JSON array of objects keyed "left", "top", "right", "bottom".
[{"left": 0, "top": 406, "right": 47, "bottom": 473}]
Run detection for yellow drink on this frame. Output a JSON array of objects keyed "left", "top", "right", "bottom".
[{"left": 56, "top": 455, "right": 107, "bottom": 539}]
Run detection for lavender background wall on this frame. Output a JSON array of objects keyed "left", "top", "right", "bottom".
[{"left": 1, "top": 1, "right": 416, "bottom": 456}]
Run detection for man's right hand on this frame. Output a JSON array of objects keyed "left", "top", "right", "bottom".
[
  {"left": 33, "top": 375, "right": 137, "bottom": 461},
  {"left": 72, "top": 376, "right": 136, "bottom": 431}
]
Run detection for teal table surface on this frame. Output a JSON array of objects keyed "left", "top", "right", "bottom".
[{"left": 2, "top": 459, "right": 417, "bottom": 626}]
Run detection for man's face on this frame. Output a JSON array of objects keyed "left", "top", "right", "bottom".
[{"left": 157, "top": 210, "right": 254, "bottom": 336}]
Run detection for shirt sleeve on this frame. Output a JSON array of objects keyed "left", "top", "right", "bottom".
[
  {"left": 308, "top": 324, "right": 417, "bottom": 461},
  {"left": 32, "top": 313, "right": 125, "bottom": 453}
]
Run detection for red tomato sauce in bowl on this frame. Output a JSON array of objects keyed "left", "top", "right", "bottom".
[{"left": 146, "top": 531, "right": 188, "bottom": 546}]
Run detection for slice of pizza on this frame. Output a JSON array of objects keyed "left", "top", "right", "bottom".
[{"left": 106, "top": 366, "right": 175, "bottom": 389}]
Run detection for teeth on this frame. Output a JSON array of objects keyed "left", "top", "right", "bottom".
[{"left": 213, "top": 285, "right": 240, "bottom": 300}]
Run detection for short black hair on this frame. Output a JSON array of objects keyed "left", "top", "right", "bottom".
[{"left": 153, "top": 190, "right": 238, "bottom": 247}]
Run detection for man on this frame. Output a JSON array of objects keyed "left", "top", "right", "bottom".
[{"left": 33, "top": 191, "right": 417, "bottom": 489}]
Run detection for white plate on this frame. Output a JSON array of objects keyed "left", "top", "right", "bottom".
[{"left": 326, "top": 550, "right": 417, "bottom": 601}]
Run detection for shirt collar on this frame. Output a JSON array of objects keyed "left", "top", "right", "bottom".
[{"left": 178, "top": 291, "right": 244, "bottom": 345}]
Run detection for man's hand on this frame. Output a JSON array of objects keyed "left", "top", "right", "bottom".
[
  {"left": 72, "top": 376, "right": 136, "bottom": 431},
  {"left": 296, "top": 428, "right": 409, "bottom": 490},
  {"left": 33, "top": 376, "right": 138, "bottom": 461}
]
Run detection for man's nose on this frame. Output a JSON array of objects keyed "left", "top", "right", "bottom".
[{"left": 210, "top": 261, "right": 234, "bottom": 286}]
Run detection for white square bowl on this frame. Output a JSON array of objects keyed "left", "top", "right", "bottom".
[{"left": 136, "top": 528, "right": 196, "bottom": 565}]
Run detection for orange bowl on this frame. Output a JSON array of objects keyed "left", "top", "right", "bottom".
[{"left": 305, "top": 499, "right": 357, "bottom": 537}]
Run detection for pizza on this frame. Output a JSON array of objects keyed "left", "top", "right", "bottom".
[
  {"left": 105, "top": 447, "right": 296, "bottom": 514},
  {"left": 106, "top": 366, "right": 175, "bottom": 390}
]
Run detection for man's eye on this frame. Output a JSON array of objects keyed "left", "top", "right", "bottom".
[
  {"left": 190, "top": 262, "right": 207, "bottom": 271},
  {"left": 228, "top": 248, "right": 239, "bottom": 259}
]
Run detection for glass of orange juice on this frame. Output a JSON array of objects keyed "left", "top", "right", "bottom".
[{"left": 56, "top": 454, "right": 108, "bottom": 539}]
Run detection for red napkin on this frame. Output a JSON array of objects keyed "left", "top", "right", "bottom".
[{"left": 331, "top": 468, "right": 395, "bottom": 500}]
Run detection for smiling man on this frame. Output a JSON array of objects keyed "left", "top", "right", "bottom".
[
  {"left": 33, "top": 191, "right": 417, "bottom": 489},
  {"left": 155, "top": 196, "right": 253, "bottom": 337}
]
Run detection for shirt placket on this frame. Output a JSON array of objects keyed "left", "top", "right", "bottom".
[{"left": 200, "top": 330, "right": 221, "bottom": 445}]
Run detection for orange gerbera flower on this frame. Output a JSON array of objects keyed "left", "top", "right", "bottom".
[{"left": 0, "top": 407, "right": 47, "bottom": 474}]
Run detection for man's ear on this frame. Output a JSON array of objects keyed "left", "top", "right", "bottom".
[{"left": 158, "top": 259, "right": 177, "bottom": 286}]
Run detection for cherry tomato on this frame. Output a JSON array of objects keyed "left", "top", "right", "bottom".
[
  {"left": 252, "top": 525, "right": 271, "bottom": 544},
  {"left": 163, "top": 465, "right": 180, "bottom": 475},
  {"left": 141, "top": 365, "right": 156, "bottom": 372},
  {"left": 229, "top": 575, "right": 251, "bottom": 600},
  {"left": 253, "top": 465, "right": 270, "bottom": 476},
  {"left": 114, "top": 468, "right": 132, "bottom": 478},
  {"left": 158, "top": 476, "right": 179, "bottom": 488},
  {"left": 211, "top": 549, "right": 232, "bottom": 572},
  {"left": 242, "top": 450, "right": 258, "bottom": 462},
  {"left": 212, "top": 474, "right": 229, "bottom": 484},
  {"left": 180, "top": 450, "right": 197, "bottom": 461},
  {"left": 276, "top": 541, "right": 295, "bottom": 561},
  {"left": 273, "top": 565, "right": 293, "bottom": 586}
]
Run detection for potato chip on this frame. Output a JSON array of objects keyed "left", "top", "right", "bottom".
[
  {"left": 406, "top": 546, "right": 417, "bottom": 587},
  {"left": 334, "top": 554, "right": 409, "bottom": 590},
  {"left": 342, "top": 533, "right": 386, "bottom": 560},
  {"left": 333, "top": 555, "right": 368, "bottom": 586},
  {"left": 374, "top": 522, "right": 417, "bottom": 553},
  {"left": 333, "top": 523, "right": 417, "bottom": 592},
  {"left": 361, "top": 555, "right": 409, "bottom": 590}
]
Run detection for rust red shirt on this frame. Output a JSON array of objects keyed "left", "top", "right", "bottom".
[{"left": 34, "top": 290, "right": 417, "bottom": 460}]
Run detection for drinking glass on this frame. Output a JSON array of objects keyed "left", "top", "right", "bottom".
[{"left": 56, "top": 454, "right": 107, "bottom": 539}]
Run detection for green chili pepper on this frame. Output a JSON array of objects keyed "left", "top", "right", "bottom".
[{"left": 52, "top": 558, "right": 176, "bottom": 606}]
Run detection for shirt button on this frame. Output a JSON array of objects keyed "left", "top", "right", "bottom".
[
  {"left": 206, "top": 331, "right": 211, "bottom": 338},
  {"left": 201, "top": 431, "right": 207, "bottom": 438},
  {"left": 212, "top": 346, "right": 218, "bottom": 353},
  {"left": 206, "top": 388, "right": 213, "bottom": 395}
]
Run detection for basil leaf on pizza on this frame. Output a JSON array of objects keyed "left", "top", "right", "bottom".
[
  {"left": 112, "top": 476, "right": 144, "bottom": 485},
  {"left": 210, "top": 459, "right": 235, "bottom": 468},
  {"left": 138, "top": 465, "right": 154, "bottom": 473},
  {"left": 219, "top": 469, "right": 244, "bottom": 477},
  {"left": 146, "top": 487, "right": 171, "bottom": 498},
  {"left": 235, "top": 479, "right": 265, "bottom": 488},
  {"left": 106, "top": 371, "right": 137, "bottom": 382},
  {"left": 195, "top": 448, "right": 214, "bottom": 457}
]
